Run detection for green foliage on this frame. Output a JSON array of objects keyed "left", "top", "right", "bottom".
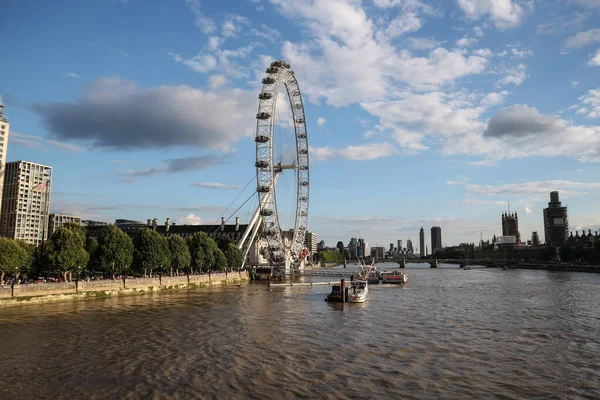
[
  {"left": 214, "top": 248, "right": 228, "bottom": 271},
  {"left": 62, "top": 222, "right": 87, "bottom": 246},
  {"left": 133, "top": 228, "right": 171, "bottom": 275},
  {"left": 45, "top": 227, "right": 90, "bottom": 281},
  {"left": 94, "top": 225, "right": 134, "bottom": 278},
  {"left": 186, "top": 232, "right": 220, "bottom": 272},
  {"left": 215, "top": 235, "right": 233, "bottom": 253},
  {"left": 168, "top": 235, "right": 191, "bottom": 272},
  {"left": 15, "top": 240, "right": 35, "bottom": 276},
  {"left": 315, "top": 251, "right": 344, "bottom": 262},
  {"left": 0, "top": 237, "right": 29, "bottom": 281},
  {"left": 85, "top": 237, "right": 98, "bottom": 263},
  {"left": 224, "top": 243, "right": 243, "bottom": 270}
]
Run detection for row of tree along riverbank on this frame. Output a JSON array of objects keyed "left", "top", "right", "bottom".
[
  {"left": 0, "top": 271, "right": 249, "bottom": 307},
  {"left": 0, "top": 223, "right": 244, "bottom": 285}
]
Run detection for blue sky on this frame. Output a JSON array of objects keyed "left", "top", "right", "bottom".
[{"left": 1, "top": 0, "right": 600, "bottom": 249}]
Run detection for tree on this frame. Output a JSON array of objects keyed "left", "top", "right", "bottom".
[
  {"left": 15, "top": 240, "right": 35, "bottom": 278},
  {"left": 168, "top": 235, "right": 191, "bottom": 274},
  {"left": 45, "top": 227, "right": 89, "bottom": 282},
  {"left": 224, "top": 243, "right": 243, "bottom": 270},
  {"left": 215, "top": 235, "right": 233, "bottom": 253},
  {"left": 186, "top": 232, "right": 219, "bottom": 272},
  {"left": 0, "top": 238, "right": 27, "bottom": 283},
  {"left": 85, "top": 237, "right": 98, "bottom": 273},
  {"left": 62, "top": 222, "right": 87, "bottom": 245},
  {"left": 94, "top": 225, "right": 134, "bottom": 279},
  {"left": 214, "top": 248, "right": 228, "bottom": 271},
  {"left": 133, "top": 228, "right": 171, "bottom": 277}
]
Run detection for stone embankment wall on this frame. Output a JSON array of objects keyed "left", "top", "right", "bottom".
[{"left": 0, "top": 271, "right": 248, "bottom": 307}]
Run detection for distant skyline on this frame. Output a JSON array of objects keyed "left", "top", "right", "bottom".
[{"left": 1, "top": 0, "right": 600, "bottom": 247}]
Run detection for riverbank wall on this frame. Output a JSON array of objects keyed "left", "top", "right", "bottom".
[{"left": 0, "top": 271, "right": 249, "bottom": 308}]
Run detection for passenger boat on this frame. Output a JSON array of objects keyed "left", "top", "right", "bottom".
[
  {"left": 380, "top": 270, "right": 408, "bottom": 284},
  {"left": 325, "top": 279, "right": 369, "bottom": 303},
  {"left": 347, "top": 279, "right": 368, "bottom": 303}
]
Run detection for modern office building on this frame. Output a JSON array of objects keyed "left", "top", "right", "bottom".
[
  {"left": 431, "top": 226, "right": 442, "bottom": 252},
  {"left": 0, "top": 161, "right": 52, "bottom": 245},
  {"left": 304, "top": 231, "right": 318, "bottom": 253},
  {"left": 406, "top": 239, "right": 414, "bottom": 254},
  {"left": 397, "top": 239, "right": 402, "bottom": 252},
  {"left": 317, "top": 240, "right": 325, "bottom": 251},
  {"left": 419, "top": 226, "right": 425, "bottom": 257},
  {"left": 370, "top": 246, "right": 385, "bottom": 259},
  {"left": 0, "top": 99, "right": 10, "bottom": 206},
  {"left": 48, "top": 214, "right": 82, "bottom": 237},
  {"left": 544, "top": 191, "right": 568, "bottom": 246},
  {"left": 336, "top": 241, "right": 344, "bottom": 253},
  {"left": 357, "top": 238, "right": 365, "bottom": 258},
  {"left": 348, "top": 237, "right": 358, "bottom": 259},
  {"left": 502, "top": 212, "right": 521, "bottom": 244}
]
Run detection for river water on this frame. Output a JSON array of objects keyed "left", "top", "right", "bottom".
[{"left": 1, "top": 263, "right": 600, "bottom": 399}]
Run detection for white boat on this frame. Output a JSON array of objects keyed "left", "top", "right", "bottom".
[
  {"left": 347, "top": 279, "right": 368, "bottom": 303},
  {"left": 380, "top": 270, "right": 408, "bottom": 284}
]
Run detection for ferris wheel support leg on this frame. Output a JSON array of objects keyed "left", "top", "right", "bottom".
[
  {"left": 240, "top": 216, "right": 263, "bottom": 270},
  {"left": 238, "top": 205, "right": 261, "bottom": 250}
]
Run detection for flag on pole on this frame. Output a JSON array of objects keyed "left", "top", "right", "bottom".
[{"left": 32, "top": 182, "right": 47, "bottom": 192}]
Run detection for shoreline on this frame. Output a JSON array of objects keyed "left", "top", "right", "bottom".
[{"left": 0, "top": 271, "right": 249, "bottom": 308}]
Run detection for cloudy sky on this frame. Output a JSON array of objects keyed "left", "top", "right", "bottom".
[{"left": 2, "top": 0, "right": 600, "bottom": 249}]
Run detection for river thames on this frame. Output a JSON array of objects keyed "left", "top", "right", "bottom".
[{"left": 1, "top": 264, "right": 600, "bottom": 399}]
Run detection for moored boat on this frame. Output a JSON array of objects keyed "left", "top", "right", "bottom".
[{"left": 347, "top": 279, "right": 368, "bottom": 303}]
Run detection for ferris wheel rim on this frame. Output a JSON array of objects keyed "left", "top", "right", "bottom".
[{"left": 254, "top": 60, "right": 309, "bottom": 264}]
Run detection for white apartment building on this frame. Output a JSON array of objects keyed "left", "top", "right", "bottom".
[
  {"left": 0, "top": 100, "right": 10, "bottom": 205},
  {"left": 48, "top": 214, "right": 82, "bottom": 237},
  {"left": 0, "top": 161, "right": 53, "bottom": 246},
  {"left": 304, "top": 231, "right": 318, "bottom": 254}
]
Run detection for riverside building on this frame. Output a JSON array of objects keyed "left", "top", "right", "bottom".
[
  {"left": 0, "top": 161, "right": 53, "bottom": 245},
  {"left": 0, "top": 99, "right": 10, "bottom": 207},
  {"left": 48, "top": 214, "right": 82, "bottom": 237},
  {"left": 544, "top": 191, "right": 568, "bottom": 246}
]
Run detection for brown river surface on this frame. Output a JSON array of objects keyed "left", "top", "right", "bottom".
[{"left": 1, "top": 263, "right": 600, "bottom": 399}]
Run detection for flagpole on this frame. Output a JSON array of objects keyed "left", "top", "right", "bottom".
[{"left": 41, "top": 184, "right": 49, "bottom": 246}]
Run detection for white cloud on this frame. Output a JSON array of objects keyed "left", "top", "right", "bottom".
[
  {"left": 511, "top": 48, "right": 533, "bottom": 58},
  {"left": 249, "top": 24, "right": 281, "bottom": 42},
  {"left": 177, "top": 213, "right": 203, "bottom": 225},
  {"left": 497, "top": 50, "right": 508, "bottom": 57},
  {"left": 495, "top": 63, "right": 527, "bottom": 87},
  {"left": 456, "top": 0, "right": 531, "bottom": 30},
  {"left": 480, "top": 91, "right": 508, "bottom": 106},
  {"left": 589, "top": 49, "right": 600, "bottom": 67},
  {"left": 9, "top": 131, "right": 84, "bottom": 152},
  {"left": 386, "top": 12, "right": 422, "bottom": 38},
  {"left": 222, "top": 14, "right": 250, "bottom": 38},
  {"left": 577, "top": 88, "right": 600, "bottom": 118},
  {"left": 444, "top": 104, "right": 600, "bottom": 164},
  {"left": 208, "top": 74, "right": 227, "bottom": 90},
  {"left": 185, "top": 0, "right": 216, "bottom": 34},
  {"left": 461, "top": 180, "right": 600, "bottom": 196},
  {"left": 169, "top": 43, "right": 257, "bottom": 79},
  {"left": 572, "top": 81, "right": 579, "bottom": 87},
  {"left": 392, "top": 127, "right": 428, "bottom": 152},
  {"left": 317, "top": 117, "right": 326, "bottom": 127},
  {"left": 407, "top": 37, "right": 440, "bottom": 50},
  {"left": 524, "top": 205, "right": 532, "bottom": 214},
  {"left": 270, "top": 0, "right": 487, "bottom": 106},
  {"left": 311, "top": 143, "right": 396, "bottom": 161},
  {"left": 456, "top": 35, "right": 479, "bottom": 48},
  {"left": 65, "top": 72, "right": 80, "bottom": 78},
  {"left": 192, "top": 182, "right": 241, "bottom": 189},
  {"left": 460, "top": 198, "right": 506, "bottom": 205},
  {"left": 472, "top": 48, "right": 494, "bottom": 57},
  {"left": 563, "top": 28, "right": 600, "bottom": 50}
]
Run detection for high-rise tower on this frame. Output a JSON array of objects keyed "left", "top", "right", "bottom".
[
  {"left": 431, "top": 226, "right": 442, "bottom": 252},
  {"left": 419, "top": 226, "right": 425, "bottom": 257},
  {"left": 0, "top": 98, "right": 10, "bottom": 207},
  {"left": 0, "top": 161, "right": 53, "bottom": 246},
  {"left": 543, "top": 191, "right": 568, "bottom": 246}
]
